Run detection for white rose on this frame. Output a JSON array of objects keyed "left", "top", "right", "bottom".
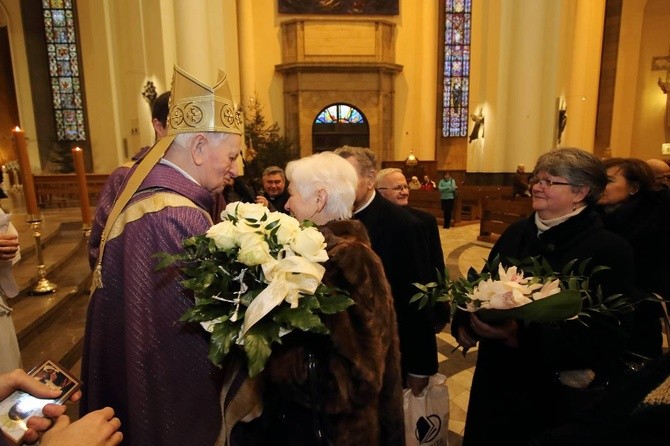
[
  {"left": 237, "top": 232, "right": 274, "bottom": 266},
  {"left": 206, "top": 221, "right": 238, "bottom": 251},
  {"left": 290, "top": 227, "right": 328, "bottom": 263},
  {"left": 231, "top": 202, "right": 270, "bottom": 233},
  {"left": 266, "top": 213, "right": 301, "bottom": 245}
]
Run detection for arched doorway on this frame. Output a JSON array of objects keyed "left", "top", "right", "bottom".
[{"left": 312, "top": 103, "right": 369, "bottom": 153}]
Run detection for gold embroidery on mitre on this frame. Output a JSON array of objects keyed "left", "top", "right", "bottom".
[{"left": 167, "top": 66, "right": 243, "bottom": 136}]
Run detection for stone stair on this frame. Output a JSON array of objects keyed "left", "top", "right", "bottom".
[{"left": 4, "top": 204, "right": 92, "bottom": 383}]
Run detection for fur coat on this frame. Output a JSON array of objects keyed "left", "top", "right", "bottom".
[{"left": 260, "top": 219, "right": 405, "bottom": 446}]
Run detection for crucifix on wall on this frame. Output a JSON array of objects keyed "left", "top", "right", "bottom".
[{"left": 653, "top": 47, "right": 670, "bottom": 130}]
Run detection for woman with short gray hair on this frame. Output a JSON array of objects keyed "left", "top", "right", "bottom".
[{"left": 452, "top": 147, "right": 638, "bottom": 446}]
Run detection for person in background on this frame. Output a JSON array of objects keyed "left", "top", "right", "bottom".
[
  {"left": 335, "top": 146, "right": 437, "bottom": 396},
  {"left": 420, "top": 174, "right": 436, "bottom": 190},
  {"left": 645, "top": 158, "right": 670, "bottom": 190},
  {"left": 88, "top": 91, "right": 170, "bottom": 269},
  {"left": 0, "top": 209, "right": 21, "bottom": 374},
  {"left": 245, "top": 152, "right": 404, "bottom": 445},
  {"left": 452, "top": 148, "right": 638, "bottom": 446},
  {"left": 598, "top": 157, "right": 670, "bottom": 359},
  {"left": 512, "top": 163, "right": 531, "bottom": 197},
  {"left": 0, "top": 368, "right": 121, "bottom": 446},
  {"left": 255, "top": 166, "right": 290, "bottom": 214},
  {"left": 408, "top": 176, "right": 422, "bottom": 190},
  {"left": 82, "top": 66, "right": 243, "bottom": 445},
  {"left": 437, "top": 171, "right": 457, "bottom": 229},
  {"left": 376, "top": 168, "right": 449, "bottom": 332}
]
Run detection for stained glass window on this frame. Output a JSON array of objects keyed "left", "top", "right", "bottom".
[
  {"left": 442, "top": 0, "right": 471, "bottom": 137},
  {"left": 43, "top": 0, "right": 86, "bottom": 141},
  {"left": 315, "top": 104, "right": 365, "bottom": 124}
]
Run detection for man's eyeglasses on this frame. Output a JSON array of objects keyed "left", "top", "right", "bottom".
[
  {"left": 378, "top": 185, "right": 409, "bottom": 192},
  {"left": 529, "top": 177, "right": 573, "bottom": 188}
]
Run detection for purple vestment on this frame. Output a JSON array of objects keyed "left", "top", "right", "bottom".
[{"left": 82, "top": 164, "right": 224, "bottom": 446}]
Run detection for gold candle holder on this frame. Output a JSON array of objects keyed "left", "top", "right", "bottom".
[
  {"left": 82, "top": 222, "right": 92, "bottom": 238},
  {"left": 27, "top": 217, "right": 57, "bottom": 294}
]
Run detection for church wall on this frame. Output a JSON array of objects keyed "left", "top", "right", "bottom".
[
  {"left": 610, "top": 0, "right": 644, "bottom": 158},
  {"left": 244, "top": 0, "right": 439, "bottom": 163},
  {"left": 0, "top": 0, "right": 40, "bottom": 173},
  {"left": 628, "top": 0, "right": 670, "bottom": 161}
]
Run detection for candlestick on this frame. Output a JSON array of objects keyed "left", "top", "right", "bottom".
[
  {"left": 71, "top": 147, "right": 92, "bottom": 229},
  {"left": 12, "top": 127, "right": 39, "bottom": 218},
  {"left": 29, "top": 218, "right": 57, "bottom": 294}
]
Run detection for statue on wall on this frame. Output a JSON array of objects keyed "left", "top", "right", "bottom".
[{"left": 469, "top": 109, "right": 484, "bottom": 142}]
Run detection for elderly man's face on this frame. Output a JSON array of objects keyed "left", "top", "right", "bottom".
[
  {"left": 377, "top": 171, "right": 410, "bottom": 206},
  {"left": 263, "top": 173, "right": 285, "bottom": 197},
  {"left": 200, "top": 134, "right": 241, "bottom": 194},
  {"left": 344, "top": 156, "right": 374, "bottom": 209}
]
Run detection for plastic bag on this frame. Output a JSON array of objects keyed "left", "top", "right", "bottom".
[{"left": 403, "top": 373, "right": 450, "bottom": 446}]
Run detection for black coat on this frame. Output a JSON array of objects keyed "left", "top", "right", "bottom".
[
  {"left": 599, "top": 190, "right": 670, "bottom": 359},
  {"left": 405, "top": 206, "right": 449, "bottom": 330},
  {"left": 457, "top": 207, "right": 637, "bottom": 446},
  {"left": 355, "top": 193, "right": 438, "bottom": 377}
]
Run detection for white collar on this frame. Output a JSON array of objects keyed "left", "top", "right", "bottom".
[{"left": 159, "top": 158, "right": 200, "bottom": 186}]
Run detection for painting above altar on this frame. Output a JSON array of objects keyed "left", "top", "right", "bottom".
[{"left": 278, "top": 0, "right": 399, "bottom": 16}]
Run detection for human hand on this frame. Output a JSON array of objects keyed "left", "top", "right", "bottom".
[
  {"left": 0, "top": 234, "right": 19, "bottom": 261},
  {"left": 255, "top": 196, "right": 269, "bottom": 207},
  {"left": 0, "top": 369, "right": 64, "bottom": 443},
  {"left": 469, "top": 314, "right": 518, "bottom": 347},
  {"left": 406, "top": 375, "right": 429, "bottom": 397},
  {"left": 456, "top": 324, "right": 478, "bottom": 354},
  {"left": 40, "top": 407, "right": 123, "bottom": 446}
]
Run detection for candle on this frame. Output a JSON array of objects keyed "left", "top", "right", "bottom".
[
  {"left": 12, "top": 127, "right": 40, "bottom": 217},
  {"left": 72, "top": 147, "right": 92, "bottom": 226}
]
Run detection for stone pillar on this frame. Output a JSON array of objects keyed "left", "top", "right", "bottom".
[
  {"left": 469, "top": 0, "right": 557, "bottom": 172},
  {"left": 173, "top": 0, "right": 212, "bottom": 81},
  {"left": 237, "top": 0, "right": 256, "bottom": 105}
]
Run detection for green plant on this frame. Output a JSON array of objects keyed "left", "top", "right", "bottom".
[{"left": 243, "top": 99, "right": 298, "bottom": 191}]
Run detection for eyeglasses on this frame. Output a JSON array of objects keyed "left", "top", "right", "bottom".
[
  {"left": 529, "top": 177, "right": 573, "bottom": 188},
  {"left": 378, "top": 185, "right": 409, "bottom": 192}
]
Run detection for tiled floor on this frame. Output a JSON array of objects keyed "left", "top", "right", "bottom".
[{"left": 436, "top": 223, "right": 492, "bottom": 445}]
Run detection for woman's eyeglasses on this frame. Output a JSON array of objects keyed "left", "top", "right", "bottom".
[
  {"left": 529, "top": 177, "right": 573, "bottom": 188},
  {"left": 378, "top": 185, "right": 409, "bottom": 191}
]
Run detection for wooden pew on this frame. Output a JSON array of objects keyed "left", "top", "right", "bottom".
[
  {"left": 408, "top": 189, "right": 443, "bottom": 225},
  {"left": 478, "top": 196, "right": 533, "bottom": 243},
  {"left": 408, "top": 185, "right": 514, "bottom": 227},
  {"left": 34, "top": 174, "right": 109, "bottom": 208},
  {"left": 453, "top": 186, "right": 513, "bottom": 223}
]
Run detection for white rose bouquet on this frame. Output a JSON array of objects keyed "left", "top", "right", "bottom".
[
  {"left": 156, "top": 202, "right": 353, "bottom": 377},
  {"left": 412, "top": 255, "right": 632, "bottom": 325}
]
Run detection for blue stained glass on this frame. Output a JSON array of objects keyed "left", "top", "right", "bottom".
[
  {"left": 442, "top": 0, "right": 472, "bottom": 137},
  {"left": 44, "top": 0, "right": 87, "bottom": 140},
  {"left": 315, "top": 104, "right": 365, "bottom": 125}
]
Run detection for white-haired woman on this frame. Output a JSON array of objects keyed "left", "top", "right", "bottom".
[{"left": 256, "top": 152, "right": 404, "bottom": 445}]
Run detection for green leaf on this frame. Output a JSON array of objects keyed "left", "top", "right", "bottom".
[
  {"left": 316, "top": 294, "right": 354, "bottom": 314},
  {"left": 475, "top": 290, "right": 582, "bottom": 324},
  {"left": 208, "top": 322, "right": 238, "bottom": 365},
  {"left": 274, "top": 306, "right": 324, "bottom": 331},
  {"left": 243, "top": 322, "right": 280, "bottom": 377}
]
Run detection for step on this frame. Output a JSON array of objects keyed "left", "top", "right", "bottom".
[{"left": 19, "top": 288, "right": 89, "bottom": 373}]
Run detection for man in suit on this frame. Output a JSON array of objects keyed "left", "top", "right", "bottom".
[
  {"left": 376, "top": 168, "right": 449, "bottom": 332},
  {"left": 335, "top": 146, "right": 438, "bottom": 396}
]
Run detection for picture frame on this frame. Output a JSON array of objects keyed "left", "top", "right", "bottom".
[{"left": 0, "top": 360, "right": 81, "bottom": 444}]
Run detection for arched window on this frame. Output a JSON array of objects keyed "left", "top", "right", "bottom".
[
  {"left": 442, "top": 0, "right": 472, "bottom": 137},
  {"left": 43, "top": 0, "right": 87, "bottom": 141},
  {"left": 312, "top": 104, "right": 369, "bottom": 153}
]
